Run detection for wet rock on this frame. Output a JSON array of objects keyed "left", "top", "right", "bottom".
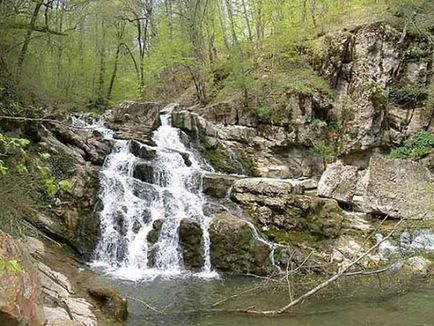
[
  {"left": 202, "top": 173, "right": 243, "bottom": 198},
  {"left": 318, "top": 160, "right": 359, "bottom": 203},
  {"left": 87, "top": 287, "right": 128, "bottom": 321},
  {"left": 405, "top": 256, "right": 431, "bottom": 274},
  {"left": 147, "top": 220, "right": 163, "bottom": 245},
  {"left": 130, "top": 179, "right": 160, "bottom": 201},
  {"left": 130, "top": 141, "right": 157, "bottom": 161},
  {"left": 179, "top": 218, "right": 204, "bottom": 270},
  {"left": 332, "top": 236, "right": 380, "bottom": 268},
  {"left": 209, "top": 213, "right": 273, "bottom": 275},
  {"left": 0, "top": 232, "right": 45, "bottom": 326},
  {"left": 363, "top": 156, "right": 434, "bottom": 219},
  {"left": 133, "top": 161, "right": 156, "bottom": 184}
]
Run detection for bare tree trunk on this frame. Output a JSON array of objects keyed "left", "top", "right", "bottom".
[
  {"left": 225, "top": 0, "right": 238, "bottom": 44},
  {"left": 16, "top": 0, "right": 43, "bottom": 77},
  {"left": 107, "top": 44, "right": 122, "bottom": 100},
  {"left": 241, "top": 0, "right": 253, "bottom": 41}
]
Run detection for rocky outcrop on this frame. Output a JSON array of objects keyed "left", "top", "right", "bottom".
[
  {"left": 39, "top": 262, "right": 97, "bottom": 326},
  {"left": 319, "top": 156, "right": 434, "bottom": 219},
  {"left": 172, "top": 108, "right": 326, "bottom": 178},
  {"left": 109, "top": 101, "right": 163, "bottom": 142},
  {"left": 87, "top": 287, "right": 128, "bottom": 321},
  {"left": 231, "top": 178, "right": 345, "bottom": 242},
  {"left": 314, "top": 23, "right": 433, "bottom": 154},
  {"left": 209, "top": 213, "right": 273, "bottom": 275},
  {"left": 0, "top": 233, "right": 45, "bottom": 326},
  {"left": 363, "top": 156, "right": 434, "bottom": 219}
]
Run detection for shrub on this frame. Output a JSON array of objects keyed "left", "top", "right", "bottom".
[
  {"left": 389, "top": 131, "right": 434, "bottom": 160},
  {"left": 389, "top": 82, "right": 429, "bottom": 107}
]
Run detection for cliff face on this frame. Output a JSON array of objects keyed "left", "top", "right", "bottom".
[{"left": 173, "top": 22, "right": 434, "bottom": 179}]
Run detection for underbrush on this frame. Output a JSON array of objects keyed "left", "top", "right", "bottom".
[{"left": 389, "top": 131, "right": 434, "bottom": 160}]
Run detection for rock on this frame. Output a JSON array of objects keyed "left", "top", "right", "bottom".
[
  {"left": 112, "top": 101, "right": 162, "bottom": 128},
  {"left": 133, "top": 161, "right": 156, "bottom": 184},
  {"left": 231, "top": 178, "right": 304, "bottom": 210},
  {"left": 147, "top": 220, "right": 163, "bottom": 245},
  {"left": 39, "top": 262, "right": 97, "bottom": 326},
  {"left": 307, "top": 198, "right": 345, "bottom": 239},
  {"left": 332, "top": 236, "right": 380, "bottom": 268},
  {"left": 318, "top": 160, "right": 359, "bottom": 203},
  {"left": 202, "top": 173, "right": 242, "bottom": 198},
  {"left": 25, "top": 237, "right": 45, "bottom": 257},
  {"left": 87, "top": 287, "right": 128, "bottom": 321},
  {"left": 363, "top": 156, "right": 434, "bottom": 219},
  {"left": 406, "top": 256, "right": 431, "bottom": 274},
  {"left": 0, "top": 232, "right": 45, "bottom": 326},
  {"left": 230, "top": 176, "right": 345, "bottom": 242},
  {"left": 130, "top": 141, "right": 157, "bottom": 161},
  {"left": 178, "top": 218, "right": 204, "bottom": 270},
  {"left": 209, "top": 213, "right": 273, "bottom": 275},
  {"left": 49, "top": 124, "right": 111, "bottom": 165}
]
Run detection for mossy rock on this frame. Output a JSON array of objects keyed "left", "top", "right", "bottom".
[
  {"left": 209, "top": 213, "right": 273, "bottom": 275},
  {"left": 179, "top": 218, "right": 204, "bottom": 271}
]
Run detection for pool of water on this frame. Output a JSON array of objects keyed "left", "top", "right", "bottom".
[{"left": 95, "top": 273, "right": 434, "bottom": 326}]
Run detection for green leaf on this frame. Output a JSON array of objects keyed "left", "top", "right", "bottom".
[{"left": 7, "top": 260, "right": 21, "bottom": 273}]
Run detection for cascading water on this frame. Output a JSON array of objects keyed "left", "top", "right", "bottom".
[
  {"left": 73, "top": 106, "right": 278, "bottom": 280},
  {"left": 87, "top": 107, "right": 216, "bottom": 280}
]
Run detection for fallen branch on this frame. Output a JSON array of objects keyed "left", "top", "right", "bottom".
[
  {"left": 0, "top": 115, "right": 94, "bottom": 130},
  {"left": 127, "top": 296, "right": 161, "bottom": 314}
]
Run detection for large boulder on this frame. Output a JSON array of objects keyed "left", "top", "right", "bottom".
[
  {"left": 87, "top": 287, "right": 128, "bottom": 321},
  {"left": 202, "top": 173, "right": 243, "bottom": 198},
  {"left": 231, "top": 178, "right": 307, "bottom": 209},
  {"left": 112, "top": 101, "right": 162, "bottom": 127},
  {"left": 209, "top": 213, "right": 273, "bottom": 275},
  {"left": 110, "top": 101, "right": 163, "bottom": 142},
  {"left": 178, "top": 218, "right": 204, "bottom": 270},
  {"left": 318, "top": 160, "right": 359, "bottom": 203},
  {"left": 0, "top": 233, "right": 45, "bottom": 326},
  {"left": 363, "top": 156, "right": 434, "bottom": 219}
]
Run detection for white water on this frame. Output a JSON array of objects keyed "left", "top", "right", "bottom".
[{"left": 86, "top": 108, "right": 216, "bottom": 280}]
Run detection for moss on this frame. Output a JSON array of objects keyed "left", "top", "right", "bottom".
[{"left": 48, "top": 151, "right": 76, "bottom": 179}]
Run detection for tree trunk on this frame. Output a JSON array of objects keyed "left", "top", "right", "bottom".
[{"left": 16, "top": 0, "right": 43, "bottom": 77}]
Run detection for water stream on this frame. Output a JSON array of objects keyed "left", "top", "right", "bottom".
[{"left": 84, "top": 108, "right": 221, "bottom": 280}]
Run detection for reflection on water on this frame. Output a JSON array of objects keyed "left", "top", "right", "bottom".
[{"left": 95, "top": 273, "right": 434, "bottom": 326}]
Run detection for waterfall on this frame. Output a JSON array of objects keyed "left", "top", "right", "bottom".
[{"left": 81, "top": 108, "right": 216, "bottom": 280}]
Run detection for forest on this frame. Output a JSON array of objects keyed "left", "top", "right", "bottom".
[
  {"left": 1, "top": 1, "right": 434, "bottom": 326},
  {"left": 1, "top": 0, "right": 432, "bottom": 111}
]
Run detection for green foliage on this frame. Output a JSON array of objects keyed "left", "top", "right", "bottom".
[
  {"left": 389, "top": 82, "right": 429, "bottom": 107},
  {"left": 310, "top": 142, "right": 337, "bottom": 163},
  {"left": 37, "top": 165, "right": 72, "bottom": 199},
  {"left": 389, "top": 131, "right": 434, "bottom": 160},
  {"left": 0, "top": 259, "right": 21, "bottom": 274},
  {"left": 0, "top": 133, "right": 30, "bottom": 175}
]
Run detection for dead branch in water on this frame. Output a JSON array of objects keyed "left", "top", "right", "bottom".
[{"left": 127, "top": 296, "right": 161, "bottom": 314}]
